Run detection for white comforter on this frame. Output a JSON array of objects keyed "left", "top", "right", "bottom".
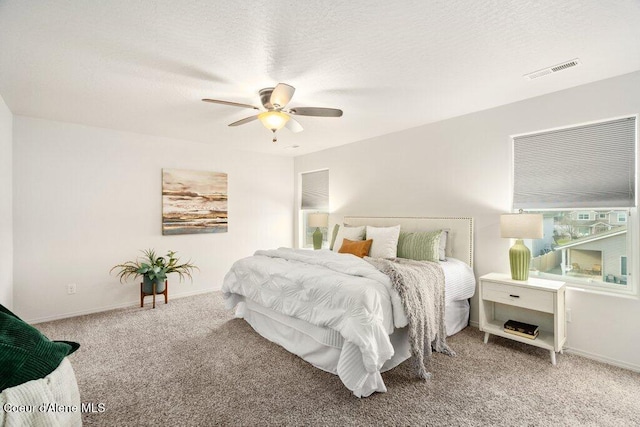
[{"left": 222, "top": 249, "right": 410, "bottom": 387}]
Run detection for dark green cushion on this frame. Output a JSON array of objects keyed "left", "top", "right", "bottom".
[{"left": 0, "top": 304, "right": 79, "bottom": 392}]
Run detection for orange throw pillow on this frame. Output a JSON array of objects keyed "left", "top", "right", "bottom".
[{"left": 338, "top": 238, "right": 373, "bottom": 258}]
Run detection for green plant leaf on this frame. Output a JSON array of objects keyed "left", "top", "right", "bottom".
[{"left": 111, "top": 249, "right": 198, "bottom": 284}]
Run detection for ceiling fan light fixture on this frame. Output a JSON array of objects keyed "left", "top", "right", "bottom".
[
  {"left": 202, "top": 83, "right": 342, "bottom": 143},
  {"left": 258, "top": 111, "right": 290, "bottom": 131}
]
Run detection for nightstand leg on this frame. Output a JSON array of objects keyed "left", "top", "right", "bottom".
[
  {"left": 550, "top": 350, "right": 556, "bottom": 366},
  {"left": 483, "top": 332, "right": 490, "bottom": 344}
]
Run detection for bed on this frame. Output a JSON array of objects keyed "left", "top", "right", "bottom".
[{"left": 222, "top": 216, "right": 475, "bottom": 397}]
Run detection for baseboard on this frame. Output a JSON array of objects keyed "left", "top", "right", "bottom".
[
  {"left": 29, "top": 288, "right": 217, "bottom": 324},
  {"left": 564, "top": 347, "right": 640, "bottom": 373},
  {"left": 469, "top": 320, "right": 479, "bottom": 328}
]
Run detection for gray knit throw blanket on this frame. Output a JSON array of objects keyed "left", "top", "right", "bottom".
[{"left": 366, "top": 257, "right": 455, "bottom": 379}]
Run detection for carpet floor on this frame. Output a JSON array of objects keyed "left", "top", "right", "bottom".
[{"left": 36, "top": 292, "right": 639, "bottom": 426}]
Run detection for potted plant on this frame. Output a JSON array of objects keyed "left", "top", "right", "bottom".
[{"left": 110, "top": 249, "right": 198, "bottom": 294}]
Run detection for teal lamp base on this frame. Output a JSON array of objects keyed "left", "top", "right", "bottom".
[
  {"left": 312, "top": 227, "right": 323, "bottom": 250},
  {"left": 509, "top": 239, "right": 531, "bottom": 281}
]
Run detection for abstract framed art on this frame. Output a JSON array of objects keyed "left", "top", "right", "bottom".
[{"left": 162, "top": 169, "right": 228, "bottom": 235}]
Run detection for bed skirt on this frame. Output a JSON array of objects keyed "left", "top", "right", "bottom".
[{"left": 235, "top": 297, "right": 469, "bottom": 397}]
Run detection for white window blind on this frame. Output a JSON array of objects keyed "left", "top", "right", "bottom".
[
  {"left": 513, "top": 117, "right": 636, "bottom": 209},
  {"left": 301, "top": 170, "right": 328, "bottom": 210}
]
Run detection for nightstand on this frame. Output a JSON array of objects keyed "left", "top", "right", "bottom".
[{"left": 479, "top": 273, "right": 566, "bottom": 365}]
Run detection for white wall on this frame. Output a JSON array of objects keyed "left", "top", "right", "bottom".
[
  {"left": 13, "top": 116, "right": 293, "bottom": 322},
  {"left": 294, "top": 71, "right": 640, "bottom": 371},
  {"left": 0, "top": 95, "right": 13, "bottom": 309}
]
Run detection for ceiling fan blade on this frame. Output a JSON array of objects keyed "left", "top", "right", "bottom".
[
  {"left": 202, "top": 99, "right": 259, "bottom": 110},
  {"left": 285, "top": 117, "right": 303, "bottom": 133},
  {"left": 228, "top": 115, "right": 259, "bottom": 126},
  {"left": 289, "top": 107, "right": 343, "bottom": 117},
  {"left": 270, "top": 83, "right": 295, "bottom": 108}
]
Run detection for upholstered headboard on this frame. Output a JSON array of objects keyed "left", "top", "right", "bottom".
[{"left": 341, "top": 216, "right": 474, "bottom": 267}]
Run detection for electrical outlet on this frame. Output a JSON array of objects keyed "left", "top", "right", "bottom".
[
  {"left": 67, "top": 283, "right": 77, "bottom": 295},
  {"left": 566, "top": 308, "right": 572, "bottom": 322}
]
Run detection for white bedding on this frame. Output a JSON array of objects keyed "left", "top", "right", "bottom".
[
  {"left": 441, "top": 257, "right": 476, "bottom": 304},
  {"left": 222, "top": 248, "right": 475, "bottom": 397},
  {"left": 224, "top": 248, "right": 406, "bottom": 375}
]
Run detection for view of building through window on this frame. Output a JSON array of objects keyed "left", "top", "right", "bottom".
[{"left": 526, "top": 210, "right": 628, "bottom": 286}]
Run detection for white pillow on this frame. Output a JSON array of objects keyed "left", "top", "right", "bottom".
[
  {"left": 366, "top": 225, "right": 401, "bottom": 258},
  {"left": 332, "top": 225, "right": 366, "bottom": 252}
]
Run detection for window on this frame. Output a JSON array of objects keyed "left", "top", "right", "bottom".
[
  {"left": 300, "top": 169, "right": 329, "bottom": 248},
  {"left": 513, "top": 116, "right": 636, "bottom": 294},
  {"left": 528, "top": 209, "right": 627, "bottom": 287}
]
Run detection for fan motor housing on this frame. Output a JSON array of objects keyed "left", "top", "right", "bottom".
[{"left": 259, "top": 87, "right": 275, "bottom": 109}]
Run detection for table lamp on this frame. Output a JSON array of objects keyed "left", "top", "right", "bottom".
[
  {"left": 308, "top": 213, "right": 329, "bottom": 250},
  {"left": 500, "top": 211, "right": 543, "bottom": 280}
]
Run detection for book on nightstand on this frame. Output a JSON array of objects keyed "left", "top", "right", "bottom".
[
  {"left": 503, "top": 319, "right": 539, "bottom": 339},
  {"left": 504, "top": 328, "right": 539, "bottom": 339}
]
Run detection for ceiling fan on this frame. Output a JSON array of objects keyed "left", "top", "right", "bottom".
[{"left": 202, "top": 83, "right": 343, "bottom": 143}]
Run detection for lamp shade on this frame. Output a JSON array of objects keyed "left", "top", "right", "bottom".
[
  {"left": 500, "top": 213, "right": 543, "bottom": 239},
  {"left": 258, "top": 111, "right": 290, "bottom": 131},
  {"left": 308, "top": 213, "right": 329, "bottom": 228}
]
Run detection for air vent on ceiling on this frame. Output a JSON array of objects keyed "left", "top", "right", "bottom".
[{"left": 524, "top": 58, "right": 581, "bottom": 80}]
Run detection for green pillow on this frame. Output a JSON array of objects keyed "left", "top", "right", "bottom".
[
  {"left": 329, "top": 224, "right": 340, "bottom": 250},
  {"left": 0, "top": 304, "right": 79, "bottom": 392},
  {"left": 397, "top": 229, "right": 442, "bottom": 262}
]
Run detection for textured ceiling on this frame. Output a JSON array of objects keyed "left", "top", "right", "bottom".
[{"left": 1, "top": 1, "right": 640, "bottom": 156}]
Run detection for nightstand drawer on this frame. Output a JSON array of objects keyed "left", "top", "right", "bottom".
[{"left": 482, "top": 281, "right": 554, "bottom": 313}]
